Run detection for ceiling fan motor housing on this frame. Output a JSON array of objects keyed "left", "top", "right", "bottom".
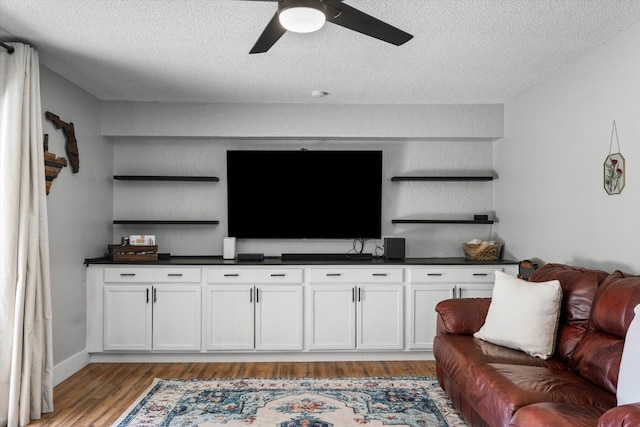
[{"left": 278, "top": 0, "right": 328, "bottom": 33}]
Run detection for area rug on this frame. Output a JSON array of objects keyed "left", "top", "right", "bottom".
[{"left": 112, "top": 376, "right": 466, "bottom": 427}]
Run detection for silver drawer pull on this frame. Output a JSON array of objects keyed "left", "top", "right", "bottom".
[
  {"left": 473, "top": 273, "right": 489, "bottom": 276},
  {"left": 372, "top": 273, "right": 388, "bottom": 277},
  {"left": 224, "top": 274, "right": 239, "bottom": 277},
  {"left": 168, "top": 273, "right": 183, "bottom": 277},
  {"left": 326, "top": 273, "right": 342, "bottom": 277},
  {"left": 427, "top": 273, "right": 443, "bottom": 276},
  {"left": 270, "top": 273, "right": 286, "bottom": 277},
  {"left": 120, "top": 273, "right": 136, "bottom": 277}
]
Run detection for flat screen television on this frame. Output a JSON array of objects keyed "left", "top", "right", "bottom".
[{"left": 227, "top": 150, "right": 382, "bottom": 239}]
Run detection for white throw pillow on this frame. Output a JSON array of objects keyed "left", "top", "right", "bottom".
[
  {"left": 617, "top": 304, "right": 640, "bottom": 405},
  {"left": 473, "top": 271, "right": 562, "bottom": 359}
]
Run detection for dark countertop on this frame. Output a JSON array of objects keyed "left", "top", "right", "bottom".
[{"left": 85, "top": 255, "right": 518, "bottom": 266}]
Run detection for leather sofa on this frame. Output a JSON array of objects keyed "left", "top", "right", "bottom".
[{"left": 433, "top": 263, "right": 640, "bottom": 427}]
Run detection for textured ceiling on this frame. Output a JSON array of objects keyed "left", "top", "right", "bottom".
[{"left": 1, "top": 0, "right": 640, "bottom": 104}]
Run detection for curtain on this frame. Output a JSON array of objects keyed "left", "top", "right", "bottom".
[{"left": 0, "top": 43, "right": 54, "bottom": 427}]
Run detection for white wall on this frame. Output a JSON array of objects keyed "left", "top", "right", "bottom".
[
  {"left": 102, "top": 103, "right": 503, "bottom": 140},
  {"left": 112, "top": 138, "right": 495, "bottom": 257},
  {"left": 106, "top": 104, "right": 502, "bottom": 258},
  {"left": 495, "top": 21, "right": 640, "bottom": 273},
  {"left": 40, "top": 66, "right": 113, "bottom": 369}
]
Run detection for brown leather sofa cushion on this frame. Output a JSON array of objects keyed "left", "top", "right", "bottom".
[
  {"left": 570, "top": 329, "right": 623, "bottom": 394},
  {"left": 570, "top": 270, "right": 640, "bottom": 394},
  {"left": 435, "top": 297, "right": 491, "bottom": 335},
  {"left": 529, "top": 263, "right": 608, "bottom": 324},
  {"left": 529, "top": 263, "right": 608, "bottom": 362},
  {"left": 466, "top": 364, "right": 616, "bottom": 427},
  {"left": 591, "top": 270, "right": 640, "bottom": 337},
  {"left": 511, "top": 402, "right": 606, "bottom": 427},
  {"left": 433, "top": 334, "right": 567, "bottom": 390},
  {"left": 598, "top": 403, "right": 640, "bottom": 427}
]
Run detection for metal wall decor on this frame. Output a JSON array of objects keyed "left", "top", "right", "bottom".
[{"left": 604, "top": 120, "right": 625, "bottom": 195}]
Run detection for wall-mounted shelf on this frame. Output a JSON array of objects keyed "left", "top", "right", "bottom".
[
  {"left": 113, "top": 175, "right": 220, "bottom": 227},
  {"left": 391, "top": 171, "right": 496, "bottom": 226},
  {"left": 114, "top": 175, "right": 219, "bottom": 182},
  {"left": 113, "top": 220, "right": 219, "bottom": 225},
  {"left": 392, "top": 219, "right": 494, "bottom": 225},
  {"left": 391, "top": 175, "right": 494, "bottom": 182}
]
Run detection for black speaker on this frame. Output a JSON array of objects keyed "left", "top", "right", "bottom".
[{"left": 384, "top": 237, "right": 405, "bottom": 261}]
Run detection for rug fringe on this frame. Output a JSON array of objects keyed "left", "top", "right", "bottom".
[{"left": 110, "top": 378, "right": 162, "bottom": 427}]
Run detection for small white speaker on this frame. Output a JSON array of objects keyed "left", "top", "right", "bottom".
[{"left": 223, "top": 237, "right": 236, "bottom": 260}]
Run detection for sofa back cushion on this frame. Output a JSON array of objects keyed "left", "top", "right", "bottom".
[
  {"left": 529, "top": 263, "right": 608, "bottom": 363},
  {"left": 571, "top": 271, "right": 640, "bottom": 394}
]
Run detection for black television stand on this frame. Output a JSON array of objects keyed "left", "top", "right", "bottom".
[{"left": 281, "top": 253, "right": 373, "bottom": 262}]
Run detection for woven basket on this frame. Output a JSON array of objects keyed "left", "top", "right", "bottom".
[{"left": 463, "top": 242, "right": 502, "bottom": 261}]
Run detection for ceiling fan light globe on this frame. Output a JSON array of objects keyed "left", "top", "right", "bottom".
[{"left": 279, "top": 6, "right": 326, "bottom": 33}]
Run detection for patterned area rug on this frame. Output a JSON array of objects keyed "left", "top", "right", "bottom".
[{"left": 112, "top": 376, "right": 466, "bottom": 427}]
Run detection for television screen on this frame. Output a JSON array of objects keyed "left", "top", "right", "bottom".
[{"left": 227, "top": 150, "right": 382, "bottom": 239}]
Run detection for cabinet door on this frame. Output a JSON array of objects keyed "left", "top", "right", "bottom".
[
  {"left": 103, "top": 285, "right": 152, "bottom": 351},
  {"left": 255, "top": 286, "right": 303, "bottom": 351},
  {"left": 357, "top": 285, "right": 404, "bottom": 350},
  {"left": 308, "top": 285, "right": 356, "bottom": 350},
  {"left": 408, "top": 284, "right": 454, "bottom": 350},
  {"left": 204, "top": 285, "right": 255, "bottom": 350},
  {"left": 153, "top": 285, "right": 201, "bottom": 351},
  {"left": 457, "top": 283, "right": 494, "bottom": 299}
]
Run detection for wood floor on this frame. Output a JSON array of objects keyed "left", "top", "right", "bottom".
[{"left": 28, "top": 360, "right": 437, "bottom": 426}]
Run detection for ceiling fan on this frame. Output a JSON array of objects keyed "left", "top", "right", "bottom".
[{"left": 247, "top": 0, "right": 413, "bottom": 54}]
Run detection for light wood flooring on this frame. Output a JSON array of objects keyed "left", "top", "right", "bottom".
[{"left": 28, "top": 360, "right": 437, "bottom": 426}]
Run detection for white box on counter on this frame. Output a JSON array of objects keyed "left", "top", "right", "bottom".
[{"left": 129, "top": 234, "right": 156, "bottom": 246}]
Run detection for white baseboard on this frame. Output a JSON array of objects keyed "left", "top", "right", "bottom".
[
  {"left": 89, "top": 351, "right": 435, "bottom": 364},
  {"left": 54, "top": 349, "right": 90, "bottom": 386}
]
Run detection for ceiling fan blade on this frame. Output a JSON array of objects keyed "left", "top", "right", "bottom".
[
  {"left": 325, "top": 1, "right": 413, "bottom": 46},
  {"left": 250, "top": 12, "right": 287, "bottom": 54}
]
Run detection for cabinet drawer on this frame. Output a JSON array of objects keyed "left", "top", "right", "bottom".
[
  {"left": 310, "top": 268, "right": 403, "bottom": 283},
  {"left": 408, "top": 268, "right": 498, "bottom": 284},
  {"left": 104, "top": 267, "right": 201, "bottom": 283},
  {"left": 206, "top": 269, "right": 303, "bottom": 284}
]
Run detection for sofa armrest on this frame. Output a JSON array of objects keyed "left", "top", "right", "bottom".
[
  {"left": 435, "top": 297, "right": 491, "bottom": 335},
  {"left": 598, "top": 403, "right": 640, "bottom": 427}
]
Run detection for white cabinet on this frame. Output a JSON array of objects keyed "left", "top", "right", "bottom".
[
  {"left": 255, "top": 285, "right": 303, "bottom": 350},
  {"left": 204, "top": 268, "right": 303, "bottom": 351},
  {"left": 103, "top": 285, "right": 151, "bottom": 351},
  {"left": 407, "top": 284, "right": 457, "bottom": 350},
  {"left": 204, "top": 285, "right": 255, "bottom": 350},
  {"left": 357, "top": 284, "right": 404, "bottom": 350},
  {"left": 102, "top": 267, "right": 202, "bottom": 352},
  {"left": 87, "top": 262, "right": 518, "bottom": 357},
  {"left": 308, "top": 268, "right": 404, "bottom": 350},
  {"left": 308, "top": 285, "right": 355, "bottom": 349},
  {"left": 407, "top": 266, "right": 513, "bottom": 350},
  {"left": 152, "top": 285, "right": 202, "bottom": 351}
]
